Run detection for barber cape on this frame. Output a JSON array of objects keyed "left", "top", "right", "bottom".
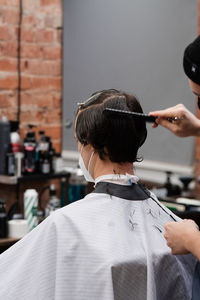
[{"left": 0, "top": 181, "right": 198, "bottom": 300}]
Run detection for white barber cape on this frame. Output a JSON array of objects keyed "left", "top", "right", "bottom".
[{"left": 0, "top": 180, "right": 198, "bottom": 300}]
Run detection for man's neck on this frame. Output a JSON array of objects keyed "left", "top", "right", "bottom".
[{"left": 93, "top": 159, "right": 134, "bottom": 180}]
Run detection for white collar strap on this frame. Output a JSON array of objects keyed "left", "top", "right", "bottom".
[{"left": 94, "top": 173, "right": 139, "bottom": 187}]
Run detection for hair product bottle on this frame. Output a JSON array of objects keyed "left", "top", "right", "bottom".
[
  {"left": 0, "top": 199, "right": 8, "bottom": 238},
  {"left": 23, "top": 125, "right": 37, "bottom": 174},
  {"left": 45, "top": 184, "right": 61, "bottom": 217},
  {"left": 0, "top": 116, "right": 10, "bottom": 175}
]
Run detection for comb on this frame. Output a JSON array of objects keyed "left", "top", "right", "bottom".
[{"left": 103, "top": 108, "right": 156, "bottom": 123}]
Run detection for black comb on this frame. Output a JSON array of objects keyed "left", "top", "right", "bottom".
[{"left": 103, "top": 108, "right": 156, "bottom": 123}]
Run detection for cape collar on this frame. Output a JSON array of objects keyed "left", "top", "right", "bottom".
[{"left": 93, "top": 181, "right": 150, "bottom": 201}]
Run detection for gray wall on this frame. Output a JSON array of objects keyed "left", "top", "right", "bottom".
[{"left": 63, "top": 0, "right": 197, "bottom": 167}]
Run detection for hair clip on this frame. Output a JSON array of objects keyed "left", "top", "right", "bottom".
[{"left": 77, "top": 92, "right": 102, "bottom": 108}]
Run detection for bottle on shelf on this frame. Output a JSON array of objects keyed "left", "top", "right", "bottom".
[
  {"left": 10, "top": 131, "right": 21, "bottom": 154},
  {"left": 41, "top": 151, "right": 51, "bottom": 174},
  {"left": 61, "top": 177, "right": 66, "bottom": 207},
  {"left": 0, "top": 116, "right": 11, "bottom": 175},
  {"left": 53, "top": 153, "right": 63, "bottom": 173},
  {"left": 164, "top": 171, "right": 181, "bottom": 197},
  {"left": 0, "top": 199, "right": 8, "bottom": 238},
  {"left": 14, "top": 152, "right": 24, "bottom": 177},
  {"left": 37, "top": 134, "right": 55, "bottom": 174},
  {"left": 6, "top": 143, "right": 15, "bottom": 176},
  {"left": 23, "top": 125, "right": 37, "bottom": 174},
  {"left": 37, "top": 210, "right": 45, "bottom": 224},
  {"left": 24, "top": 189, "right": 38, "bottom": 231},
  {"left": 10, "top": 121, "right": 20, "bottom": 149},
  {"left": 35, "top": 131, "right": 46, "bottom": 173},
  {"left": 45, "top": 136, "right": 55, "bottom": 173},
  {"left": 45, "top": 184, "right": 61, "bottom": 217},
  {"left": 179, "top": 176, "right": 194, "bottom": 198},
  {"left": 68, "top": 168, "right": 87, "bottom": 204}
]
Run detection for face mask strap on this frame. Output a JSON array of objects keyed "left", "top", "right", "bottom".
[
  {"left": 88, "top": 151, "right": 94, "bottom": 175},
  {"left": 80, "top": 144, "right": 94, "bottom": 173},
  {"left": 80, "top": 144, "right": 84, "bottom": 154}
]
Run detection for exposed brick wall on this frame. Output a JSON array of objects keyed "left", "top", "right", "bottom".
[
  {"left": 0, "top": 0, "right": 62, "bottom": 153},
  {"left": 0, "top": 0, "right": 63, "bottom": 213}
]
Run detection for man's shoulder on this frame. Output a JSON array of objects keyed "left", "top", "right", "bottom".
[{"left": 52, "top": 192, "right": 108, "bottom": 224}]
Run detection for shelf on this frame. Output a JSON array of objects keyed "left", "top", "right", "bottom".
[
  {"left": 0, "top": 175, "right": 17, "bottom": 185},
  {"left": 0, "top": 237, "right": 20, "bottom": 246},
  {"left": 159, "top": 197, "right": 200, "bottom": 211},
  {"left": 0, "top": 172, "right": 70, "bottom": 185},
  {"left": 17, "top": 172, "right": 70, "bottom": 183}
]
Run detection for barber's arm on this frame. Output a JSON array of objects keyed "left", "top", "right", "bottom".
[
  {"left": 164, "top": 219, "right": 200, "bottom": 261},
  {"left": 149, "top": 104, "right": 200, "bottom": 137}
]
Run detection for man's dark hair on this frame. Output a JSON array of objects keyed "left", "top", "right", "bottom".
[
  {"left": 75, "top": 89, "right": 147, "bottom": 163},
  {"left": 183, "top": 36, "right": 200, "bottom": 85}
]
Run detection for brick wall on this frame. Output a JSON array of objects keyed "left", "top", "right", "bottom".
[
  {"left": 0, "top": 0, "right": 63, "bottom": 212},
  {"left": 0, "top": 0, "right": 62, "bottom": 153}
]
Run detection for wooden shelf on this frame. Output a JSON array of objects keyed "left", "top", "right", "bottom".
[
  {"left": 0, "top": 175, "right": 17, "bottom": 185},
  {"left": 0, "top": 237, "right": 20, "bottom": 246},
  {"left": 0, "top": 172, "right": 70, "bottom": 185}
]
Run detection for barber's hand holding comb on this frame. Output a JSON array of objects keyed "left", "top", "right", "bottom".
[{"left": 149, "top": 103, "right": 200, "bottom": 137}]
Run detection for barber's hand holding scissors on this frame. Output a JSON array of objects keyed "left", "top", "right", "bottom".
[
  {"left": 164, "top": 220, "right": 200, "bottom": 260},
  {"left": 149, "top": 104, "right": 200, "bottom": 137}
]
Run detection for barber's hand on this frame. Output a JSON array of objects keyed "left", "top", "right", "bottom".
[
  {"left": 149, "top": 104, "right": 200, "bottom": 137},
  {"left": 164, "top": 219, "right": 199, "bottom": 255}
]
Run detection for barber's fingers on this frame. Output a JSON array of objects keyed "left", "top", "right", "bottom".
[
  {"left": 152, "top": 122, "right": 158, "bottom": 128},
  {"left": 150, "top": 105, "right": 183, "bottom": 129},
  {"left": 149, "top": 110, "right": 175, "bottom": 119},
  {"left": 155, "top": 117, "right": 180, "bottom": 133},
  {"left": 149, "top": 104, "right": 186, "bottom": 119},
  {"left": 164, "top": 232, "right": 174, "bottom": 251},
  {"left": 149, "top": 108, "right": 178, "bottom": 119},
  {"left": 183, "top": 219, "right": 199, "bottom": 229},
  {"left": 163, "top": 231, "right": 168, "bottom": 240},
  {"left": 164, "top": 221, "right": 174, "bottom": 230}
]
